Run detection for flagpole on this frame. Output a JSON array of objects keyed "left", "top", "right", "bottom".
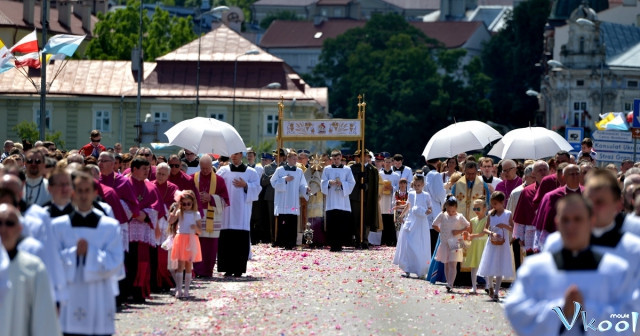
[{"left": 39, "top": 0, "right": 48, "bottom": 141}]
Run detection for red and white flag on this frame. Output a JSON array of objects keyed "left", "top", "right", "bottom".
[
  {"left": 14, "top": 52, "right": 41, "bottom": 69},
  {"left": 10, "top": 30, "right": 38, "bottom": 54}
]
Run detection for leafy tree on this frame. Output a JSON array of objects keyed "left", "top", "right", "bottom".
[
  {"left": 306, "top": 13, "right": 492, "bottom": 166},
  {"left": 13, "top": 121, "right": 66, "bottom": 150},
  {"left": 86, "top": 2, "right": 197, "bottom": 61},
  {"left": 481, "top": 0, "right": 551, "bottom": 127},
  {"left": 260, "top": 11, "right": 302, "bottom": 30}
]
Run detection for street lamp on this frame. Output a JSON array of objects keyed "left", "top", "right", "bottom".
[
  {"left": 257, "top": 82, "right": 281, "bottom": 144},
  {"left": 547, "top": 59, "right": 564, "bottom": 69},
  {"left": 576, "top": 18, "right": 595, "bottom": 27},
  {"left": 232, "top": 49, "right": 260, "bottom": 127},
  {"left": 195, "top": 6, "right": 230, "bottom": 117},
  {"left": 526, "top": 89, "right": 540, "bottom": 97}
]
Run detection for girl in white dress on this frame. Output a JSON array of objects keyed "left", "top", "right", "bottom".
[
  {"left": 477, "top": 191, "right": 515, "bottom": 301},
  {"left": 432, "top": 194, "right": 470, "bottom": 292},
  {"left": 168, "top": 190, "right": 202, "bottom": 299},
  {"left": 393, "top": 173, "right": 433, "bottom": 279}
]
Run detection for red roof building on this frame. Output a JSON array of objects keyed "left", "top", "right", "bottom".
[{"left": 260, "top": 19, "right": 490, "bottom": 74}]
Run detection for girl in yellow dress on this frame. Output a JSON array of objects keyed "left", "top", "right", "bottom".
[{"left": 462, "top": 197, "right": 488, "bottom": 294}]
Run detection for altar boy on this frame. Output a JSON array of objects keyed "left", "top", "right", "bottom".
[
  {"left": 321, "top": 150, "right": 355, "bottom": 252},
  {"left": 505, "top": 195, "right": 638, "bottom": 336},
  {"left": 270, "top": 149, "right": 309, "bottom": 249},
  {"left": 52, "top": 172, "right": 124, "bottom": 335}
]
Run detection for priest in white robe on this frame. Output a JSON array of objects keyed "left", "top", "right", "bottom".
[
  {"left": 23, "top": 149, "right": 51, "bottom": 207},
  {"left": 544, "top": 169, "right": 640, "bottom": 287},
  {"left": 505, "top": 195, "right": 639, "bottom": 336},
  {"left": 51, "top": 172, "right": 124, "bottom": 335},
  {"left": 321, "top": 150, "right": 356, "bottom": 252},
  {"left": 0, "top": 173, "right": 66, "bottom": 303},
  {"left": 379, "top": 153, "right": 401, "bottom": 246},
  {"left": 217, "top": 152, "right": 261, "bottom": 277},
  {"left": 0, "top": 203, "right": 61, "bottom": 336},
  {"left": 0, "top": 244, "right": 8, "bottom": 302},
  {"left": 270, "top": 149, "right": 309, "bottom": 249}
]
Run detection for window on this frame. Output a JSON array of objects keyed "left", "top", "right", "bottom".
[
  {"left": 571, "top": 101, "right": 588, "bottom": 127},
  {"left": 32, "top": 103, "right": 52, "bottom": 130},
  {"left": 93, "top": 104, "right": 112, "bottom": 132},
  {"left": 154, "top": 111, "right": 169, "bottom": 122},
  {"left": 334, "top": 8, "right": 343, "bottom": 17},
  {"left": 625, "top": 102, "right": 632, "bottom": 111},
  {"left": 94, "top": 110, "right": 111, "bottom": 132},
  {"left": 576, "top": 80, "right": 584, "bottom": 87},
  {"left": 628, "top": 80, "right": 638, "bottom": 88},
  {"left": 210, "top": 112, "right": 226, "bottom": 122},
  {"left": 265, "top": 114, "right": 278, "bottom": 135}
]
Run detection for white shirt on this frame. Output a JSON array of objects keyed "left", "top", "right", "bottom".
[
  {"left": 321, "top": 165, "right": 355, "bottom": 211},
  {"left": 270, "top": 165, "right": 309, "bottom": 215},
  {"left": 217, "top": 165, "right": 261, "bottom": 231}
]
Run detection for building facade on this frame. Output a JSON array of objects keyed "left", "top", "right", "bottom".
[
  {"left": 542, "top": 4, "right": 640, "bottom": 133},
  {"left": 0, "top": 25, "right": 329, "bottom": 152}
]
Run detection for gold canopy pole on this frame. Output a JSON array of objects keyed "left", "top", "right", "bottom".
[
  {"left": 358, "top": 94, "right": 366, "bottom": 244},
  {"left": 274, "top": 96, "right": 285, "bottom": 244}
]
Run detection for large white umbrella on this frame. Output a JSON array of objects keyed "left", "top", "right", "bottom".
[
  {"left": 164, "top": 117, "right": 246, "bottom": 156},
  {"left": 488, "top": 127, "right": 573, "bottom": 159},
  {"left": 422, "top": 120, "right": 502, "bottom": 160}
]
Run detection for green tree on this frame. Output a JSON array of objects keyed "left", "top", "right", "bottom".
[
  {"left": 260, "top": 11, "right": 302, "bottom": 30},
  {"left": 13, "top": 121, "right": 66, "bottom": 150},
  {"left": 481, "top": 0, "right": 551, "bottom": 127},
  {"left": 86, "top": 2, "right": 197, "bottom": 61},
  {"left": 306, "top": 13, "right": 492, "bottom": 166}
]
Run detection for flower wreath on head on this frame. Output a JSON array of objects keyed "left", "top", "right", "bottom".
[
  {"left": 174, "top": 189, "right": 191, "bottom": 203},
  {"left": 446, "top": 195, "right": 457, "bottom": 202}
]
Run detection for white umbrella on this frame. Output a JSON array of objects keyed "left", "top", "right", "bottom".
[
  {"left": 488, "top": 127, "right": 573, "bottom": 159},
  {"left": 164, "top": 117, "right": 246, "bottom": 156},
  {"left": 422, "top": 120, "right": 502, "bottom": 160}
]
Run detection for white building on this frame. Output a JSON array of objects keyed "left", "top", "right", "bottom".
[{"left": 542, "top": 4, "right": 640, "bottom": 132}]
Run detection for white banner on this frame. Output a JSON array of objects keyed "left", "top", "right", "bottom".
[{"left": 280, "top": 119, "right": 362, "bottom": 140}]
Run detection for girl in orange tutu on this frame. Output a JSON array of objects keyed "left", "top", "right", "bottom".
[{"left": 168, "top": 190, "right": 202, "bottom": 298}]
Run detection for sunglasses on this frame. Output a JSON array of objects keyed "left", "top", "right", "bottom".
[
  {"left": 26, "top": 159, "right": 42, "bottom": 164},
  {"left": 0, "top": 219, "right": 17, "bottom": 227},
  {"left": 169, "top": 164, "right": 181, "bottom": 168},
  {"left": 181, "top": 202, "right": 192, "bottom": 207},
  {"left": 472, "top": 207, "right": 482, "bottom": 211},
  {"left": 91, "top": 139, "right": 101, "bottom": 143},
  {"left": 140, "top": 153, "right": 151, "bottom": 157}
]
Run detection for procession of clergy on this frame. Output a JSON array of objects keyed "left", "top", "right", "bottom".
[{"left": 2, "top": 130, "right": 640, "bottom": 335}]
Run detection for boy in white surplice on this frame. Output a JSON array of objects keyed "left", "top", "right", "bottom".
[
  {"left": 270, "top": 149, "right": 309, "bottom": 249},
  {"left": 52, "top": 172, "right": 124, "bottom": 335}
]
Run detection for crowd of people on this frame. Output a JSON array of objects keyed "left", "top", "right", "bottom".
[{"left": 1, "top": 130, "right": 640, "bottom": 335}]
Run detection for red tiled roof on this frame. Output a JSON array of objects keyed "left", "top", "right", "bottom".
[
  {"left": 260, "top": 20, "right": 483, "bottom": 49},
  {"left": 412, "top": 21, "right": 483, "bottom": 48},
  {"left": 260, "top": 20, "right": 365, "bottom": 48},
  {"left": 0, "top": 0, "right": 96, "bottom": 36},
  {"left": 157, "top": 24, "right": 281, "bottom": 63},
  {"left": 0, "top": 60, "right": 155, "bottom": 96}
]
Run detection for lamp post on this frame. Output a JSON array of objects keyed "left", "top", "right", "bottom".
[
  {"left": 195, "top": 6, "right": 229, "bottom": 117},
  {"left": 232, "top": 49, "right": 260, "bottom": 127},
  {"left": 257, "top": 82, "right": 281, "bottom": 144},
  {"left": 39, "top": 0, "right": 49, "bottom": 141}
]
